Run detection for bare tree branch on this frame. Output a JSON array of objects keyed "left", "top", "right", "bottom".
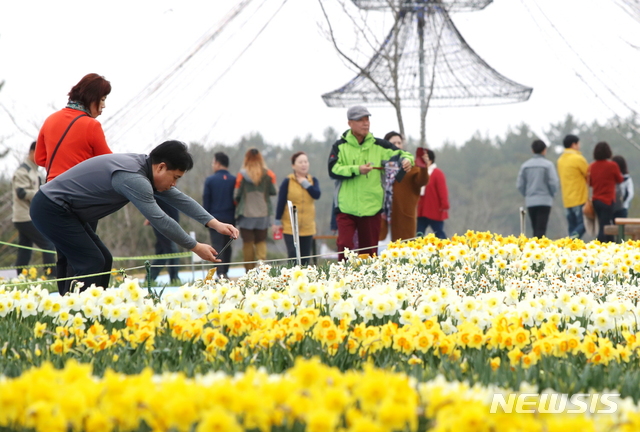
[
  {"left": 0, "top": 103, "right": 35, "bottom": 139},
  {"left": 317, "top": 0, "right": 405, "bottom": 133}
]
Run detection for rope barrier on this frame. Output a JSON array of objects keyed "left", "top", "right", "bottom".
[
  {"left": 0, "top": 240, "right": 56, "bottom": 254},
  {"left": 0, "top": 268, "right": 129, "bottom": 288},
  {"left": 150, "top": 237, "right": 418, "bottom": 271},
  {"left": 0, "top": 238, "right": 193, "bottom": 271},
  {"left": 0, "top": 236, "right": 422, "bottom": 289},
  {"left": 2, "top": 262, "right": 56, "bottom": 271},
  {"left": 113, "top": 252, "right": 192, "bottom": 261},
  {"left": 0, "top": 239, "right": 192, "bottom": 260}
]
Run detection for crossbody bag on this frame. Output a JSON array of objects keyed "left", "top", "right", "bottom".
[{"left": 45, "top": 113, "right": 88, "bottom": 182}]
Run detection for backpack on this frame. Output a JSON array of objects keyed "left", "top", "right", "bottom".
[{"left": 613, "top": 176, "right": 629, "bottom": 212}]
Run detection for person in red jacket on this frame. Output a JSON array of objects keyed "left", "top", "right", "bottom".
[
  {"left": 417, "top": 149, "right": 449, "bottom": 239},
  {"left": 35, "top": 73, "right": 112, "bottom": 182},
  {"left": 589, "top": 141, "right": 623, "bottom": 242}
]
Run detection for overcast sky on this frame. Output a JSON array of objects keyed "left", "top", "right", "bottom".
[{"left": 1, "top": 0, "right": 640, "bottom": 172}]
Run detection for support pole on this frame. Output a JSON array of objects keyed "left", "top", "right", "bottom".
[
  {"left": 519, "top": 207, "right": 527, "bottom": 235},
  {"left": 145, "top": 260, "right": 151, "bottom": 290},
  {"left": 293, "top": 206, "right": 301, "bottom": 266},
  {"left": 418, "top": 9, "right": 427, "bottom": 148},
  {"left": 287, "top": 200, "right": 301, "bottom": 266},
  {"left": 189, "top": 231, "right": 198, "bottom": 281}
]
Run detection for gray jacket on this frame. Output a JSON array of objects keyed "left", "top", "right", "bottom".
[
  {"left": 12, "top": 158, "right": 43, "bottom": 223},
  {"left": 38, "top": 153, "right": 213, "bottom": 249},
  {"left": 516, "top": 154, "right": 559, "bottom": 207}
]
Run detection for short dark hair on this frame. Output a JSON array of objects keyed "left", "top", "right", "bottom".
[
  {"left": 593, "top": 141, "right": 612, "bottom": 161},
  {"left": 612, "top": 155, "right": 628, "bottom": 175},
  {"left": 68, "top": 73, "right": 111, "bottom": 111},
  {"left": 426, "top": 149, "right": 435, "bottom": 163},
  {"left": 214, "top": 152, "right": 229, "bottom": 168},
  {"left": 291, "top": 151, "right": 306, "bottom": 165},
  {"left": 563, "top": 134, "right": 579, "bottom": 149},
  {"left": 29, "top": 141, "right": 36, "bottom": 152},
  {"left": 531, "top": 139, "right": 546, "bottom": 154},
  {"left": 150, "top": 140, "right": 194, "bottom": 171},
  {"left": 384, "top": 131, "right": 403, "bottom": 142}
]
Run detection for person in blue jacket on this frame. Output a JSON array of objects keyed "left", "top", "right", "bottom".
[
  {"left": 145, "top": 199, "right": 181, "bottom": 283},
  {"left": 203, "top": 152, "right": 236, "bottom": 279}
]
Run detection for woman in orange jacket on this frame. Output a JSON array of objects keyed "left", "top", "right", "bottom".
[
  {"left": 35, "top": 73, "right": 112, "bottom": 293},
  {"left": 36, "top": 73, "right": 112, "bottom": 182}
]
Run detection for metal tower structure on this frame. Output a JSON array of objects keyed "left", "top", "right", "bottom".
[{"left": 322, "top": 0, "right": 533, "bottom": 145}]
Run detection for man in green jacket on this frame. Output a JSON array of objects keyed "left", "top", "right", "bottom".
[{"left": 328, "top": 106, "right": 414, "bottom": 260}]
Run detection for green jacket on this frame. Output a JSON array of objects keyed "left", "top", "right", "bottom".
[{"left": 328, "top": 130, "right": 414, "bottom": 217}]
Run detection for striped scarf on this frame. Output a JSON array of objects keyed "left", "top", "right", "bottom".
[{"left": 66, "top": 101, "right": 91, "bottom": 116}]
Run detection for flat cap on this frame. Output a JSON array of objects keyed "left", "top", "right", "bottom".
[{"left": 347, "top": 105, "right": 372, "bottom": 121}]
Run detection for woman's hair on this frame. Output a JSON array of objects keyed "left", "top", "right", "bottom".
[
  {"left": 593, "top": 141, "right": 612, "bottom": 161},
  {"left": 426, "top": 149, "right": 435, "bottom": 163},
  {"left": 68, "top": 73, "right": 111, "bottom": 110},
  {"left": 612, "top": 155, "right": 628, "bottom": 175},
  {"left": 291, "top": 151, "right": 306, "bottom": 165},
  {"left": 150, "top": 140, "right": 193, "bottom": 171},
  {"left": 384, "top": 131, "right": 403, "bottom": 143},
  {"left": 243, "top": 148, "right": 267, "bottom": 184}
]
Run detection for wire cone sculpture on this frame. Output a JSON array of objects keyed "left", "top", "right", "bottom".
[
  {"left": 322, "top": 1, "right": 533, "bottom": 109},
  {"left": 352, "top": 0, "right": 493, "bottom": 12}
]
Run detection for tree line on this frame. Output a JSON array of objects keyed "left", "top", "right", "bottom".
[{"left": 1, "top": 114, "right": 639, "bottom": 270}]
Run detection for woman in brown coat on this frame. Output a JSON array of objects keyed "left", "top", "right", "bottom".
[{"left": 380, "top": 132, "right": 430, "bottom": 242}]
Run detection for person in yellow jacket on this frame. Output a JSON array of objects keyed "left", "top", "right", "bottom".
[
  {"left": 274, "top": 152, "right": 321, "bottom": 265},
  {"left": 557, "top": 134, "right": 589, "bottom": 238}
]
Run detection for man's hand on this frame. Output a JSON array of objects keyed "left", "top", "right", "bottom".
[
  {"left": 191, "top": 242, "right": 221, "bottom": 262},
  {"left": 359, "top": 163, "right": 373, "bottom": 175},
  {"left": 402, "top": 158, "right": 412, "bottom": 172},
  {"left": 206, "top": 219, "right": 239, "bottom": 239}
]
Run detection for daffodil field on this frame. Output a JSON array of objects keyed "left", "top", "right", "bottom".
[{"left": 3, "top": 231, "right": 640, "bottom": 431}]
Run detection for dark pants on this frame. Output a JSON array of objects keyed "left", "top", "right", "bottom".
[
  {"left": 613, "top": 208, "right": 628, "bottom": 220},
  {"left": 593, "top": 199, "right": 615, "bottom": 242},
  {"left": 417, "top": 217, "right": 447, "bottom": 239},
  {"left": 14, "top": 221, "right": 56, "bottom": 273},
  {"left": 284, "top": 233, "right": 313, "bottom": 266},
  {"left": 209, "top": 228, "right": 233, "bottom": 277},
  {"left": 149, "top": 228, "right": 179, "bottom": 281},
  {"left": 30, "top": 192, "right": 112, "bottom": 295},
  {"left": 336, "top": 212, "right": 381, "bottom": 260},
  {"left": 527, "top": 206, "right": 551, "bottom": 238}
]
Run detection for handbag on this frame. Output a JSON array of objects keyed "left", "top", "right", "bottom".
[
  {"left": 583, "top": 198, "right": 595, "bottom": 219},
  {"left": 583, "top": 168, "right": 595, "bottom": 220}
]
